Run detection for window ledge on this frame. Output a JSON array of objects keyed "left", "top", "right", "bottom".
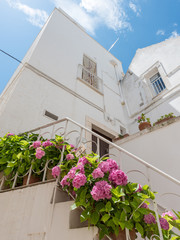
[{"left": 77, "top": 77, "right": 104, "bottom": 95}]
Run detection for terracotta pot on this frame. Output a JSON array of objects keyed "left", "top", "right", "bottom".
[
  {"left": 96, "top": 228, "right": 136, "bottom": 240},
  {"left": 138, "top": 122, "right": 151, "bottom": 131},
  {"left": 154, "top": 116, "right": 174, "bottom": 126},
  {"left": 23, "top": 174, "right": 40, "bottom": 185},
  {"left": 46, "top": 169, "right": 54, "bottom": 180}
]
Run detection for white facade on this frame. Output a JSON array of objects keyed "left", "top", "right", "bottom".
[
  {"left": 122, "top": 37, "right": 180, "bottom": 134},
  {"left": 0, "top": 8, "right": 126, "bottom": 138},
  {"left": 112, "top": 118, "right": 180, "bottom": 212}
]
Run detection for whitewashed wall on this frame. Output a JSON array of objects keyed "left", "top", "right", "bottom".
[
  {"left": 111, "top": 118, "right": 180, "bottom": 211},
  {"left": 0, "top": 8, "right": 126, "bottom": 136},
  {"left": 0, "top": 182, "right": 97, "bottom": 240},
  {"left": 122, "top": 37, "right": 180, "bottom": 134}
]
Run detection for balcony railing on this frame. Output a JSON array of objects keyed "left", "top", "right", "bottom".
[
  {"left": 77, "top": 64, "right": 103, "bottom": 93},
  {"left": 0, "top": 117, "right": 180, "bottom": 240}
]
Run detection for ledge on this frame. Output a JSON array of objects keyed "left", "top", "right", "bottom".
[{"left": 113, "top": 116, "right": 180, "bottom": 145}]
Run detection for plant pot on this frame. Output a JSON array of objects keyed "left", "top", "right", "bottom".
[
  {"left": 139, "top": 122, "right": 151, "bottom": 131},
  {"left": 46, "top": 169, "right": 54, "bottom": 180},
  {"left": 23, "top": 174, "right": 40, "bottom": 185},
  {"left": 96, "top": 228, "right": 136, "bottom": 240},
  {"left": 154, "top": 116, "right": 174, "bottom": 126}
]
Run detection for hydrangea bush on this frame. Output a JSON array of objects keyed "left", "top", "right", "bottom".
[
  {"left": 55, "top": 153, "right": 180, "bottom": 240},
  {"left": 0, "top": 133, "right": 76, "bottom": 187}
]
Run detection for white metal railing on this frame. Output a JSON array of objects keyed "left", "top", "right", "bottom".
[
  {"left": 77, "top": 64, "right": 103, "bottom": 93},
  {"left": 0, "top": 117, "right": 180, "bottom": 240}
]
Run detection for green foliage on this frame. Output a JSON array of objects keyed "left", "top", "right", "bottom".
[
  {"left": 154, "top": 112, "right": 175, "bottom": 125},
  {"left": 137, "top": 113, "right": 151, "bottom": 124}
]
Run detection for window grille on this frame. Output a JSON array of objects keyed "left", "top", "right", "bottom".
[
  {"left": 150, "top": 73, "right": 166, "bottom": 96},
  {"left": 82, "top": 55, "right": 98, "bottom": 89}
]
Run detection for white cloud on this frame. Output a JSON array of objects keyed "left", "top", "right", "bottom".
[
  {"left": 129, "top": 1, "right": 141, "bottom": 16},
  {"left": 81, "top": 0, "right": 131, "bottom": 31},
  {"left": 156, "top": 29, "right": 165, "bottom": 36},
  {"left": 53, "top": 0, "right": 97, "bottom": 34},
  {"left": 173, "top": 23, "right": 178, "bottom": 27},
  {"left": 53, "top": 0, "right": 132, "bottom": 35},
  {"left": 6, "top": 0, "right": 48, "bottom": 28},
  {"left": 169, "top": 30, "right": 179, "bottom": 39}
]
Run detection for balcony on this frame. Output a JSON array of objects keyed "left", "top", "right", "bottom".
[{"left": 77, "top": 64, "right": 103, "bottom": 94}]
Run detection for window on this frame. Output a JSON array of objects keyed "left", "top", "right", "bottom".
[
  {"left": 82, "top": 55, "right": 98, "bottom": 89},
  {"left": 150, "top": 73, "right": 166, "bottom": 96}
]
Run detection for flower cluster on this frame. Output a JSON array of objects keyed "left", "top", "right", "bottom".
[
  {"left": 35, "top": 148, "right": 45, "bottom": 159},
  {"left": 72, "top": 173, "right": 87, "bottom": 189},
  {"left": 52, "top": 166, "right": 61, "bottom": 178},
  {"left": 91, "top": 180, "right": 112, "bottom": 201},
  {"left": 108, "top": 169, "right": 128, "bottom": 186}
]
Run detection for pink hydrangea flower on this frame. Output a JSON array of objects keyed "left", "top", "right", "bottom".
[
  {"left": 159, "top": 218, "right": 169, "bottom": 230},
  {"left": 72, "top": 173, "right": 87, "bottom": 189},
  {"left": 7, "top": 133, "right": 14, "bottom": 136},
  {"left": 98, "top": 161, "right": 110, "bottom": 173},
  {"left": 67, "top": 169, "right": 76, "bottom": 179},
  {"left": 108, "top": 169, "right": 128, "bottom": 186},
  {"left": 76, "top": 164, "right": 85, "bottom": 174},
  {"left": 161, "top": 211, "right": 177, "bottom": 220},
  {"left": 138, "top": 116, "right": 141, "bottom": 120},
  {"left": 144, "top": 214, "right": 156, "bottom": 224},
  {"left": 106, "top": 159, "right": 118, "bottom": 172},
  {"left": 66, "top": 153, "right": 74, "bottom": 160},
  {"left": 35, "top": 148, "right": 45, "bottom": 159},
  {"left": 78, "top": 156, "right": 89, "bottom": 165},
  {"left": 91, "top": 180, "right": 112, "bottom": 201},
  {"left": 52, "top": 166, "right": 61, "bottom": 178},
  {"left": 42, "top": 140, "right": 53, "bottom": 147},
  {"left": 136, "top": 184, "right": 142, "bottom": 192},
  {"left": 60, "top": 175, "right": 70, "bottom": 188},
  {"left": 141, "top": 203, "right": 148, "bottom": 209},
  {"left": 70, "top": 144, "right": 75, "bottom": 148},
  {"left": 92, "top": 168, "right": 104, "bottom": 179},
  {"left": 32, "top": 141, "right": 41, "bottom": 148}
]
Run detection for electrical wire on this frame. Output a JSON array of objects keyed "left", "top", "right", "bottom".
[{"left": 0, "top": 49, "right": 22, "bottom": 64}]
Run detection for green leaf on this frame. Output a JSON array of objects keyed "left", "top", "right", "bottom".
[
  {"left": 95, "top": 202, "right": 105, "bottom": 212},
  {"left": 17, "top": 152, "right": 23, "bottom": 159},
  {"left": 101, "top": 214, "right": 110, "bottom": 223},
  {"left": 0, "top": 157, "right": 8, "bottom": 164},
  {"left": 133, "top": 211, "right": 141, "bottom": 219},
  {"left": 105, "top": 201, "right": 112, "bottom": 212},
  {"left": 91, "top": 211, "right": 99, "bottom": 225},
  {"left": 113, "top": 216, "right": 119, "bottom": 226},
  {"left": 4, "top": 167, "right": 12, "bottom": 176},
  {"left": 137, "top": 208, "right": 149, "bottom": 214},
  {"left": 136, "top": 223, "right": 144, "bottom": 236},
  {"left": 120, "top": 210, "right": 126, "bottom": 222},
  {"left": 119, "top": 221, "right": 125, "bottom": 230},
  {"left": 7, "top": 161, "right": 17, "bottom": 167},
  {"left": 71, "top": 203, "right": 77, "bottom": 210},
  {"left": 80, "top": 188, "right": 87, "bottom": 205},
  {"left": 142, "top": 185, "right": 149, "bottom": 191},
  {"left": 125, "top": 221, "right": 134, "bottom": 230}
]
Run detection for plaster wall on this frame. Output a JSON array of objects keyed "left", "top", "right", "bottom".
[
  {"left": 0, "top": 182, "right": 97, "bottom": 240},
  {"left": 111, "top": 119, "right": 180, "bottom": 211}
]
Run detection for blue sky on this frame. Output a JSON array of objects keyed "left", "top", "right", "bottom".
[{"left": 0, "top": 0, "right": 180, "bottom": 94}]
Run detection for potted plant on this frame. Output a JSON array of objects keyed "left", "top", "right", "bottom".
[
  {"left": 56, "top": 154, "right": 180, "bottom": 240},
  {"left": 153, "top": 113, "right": 175, "bottom": 126},
  {"left": 0, "top": 132, "right": 75, "bottom": 187},
  {"left": 137, "top": 113, "right": 151, "bottom": 131}
]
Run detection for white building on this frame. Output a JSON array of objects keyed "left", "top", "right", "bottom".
[
  {"left": 0, "top": 7, "right": 180, "bottom": 240},
  {"left": 122, "top": 36, "right": 180, "bottom": 133},
  {"left": 0, "top": 8, "right": 127, "bottom": 144}
]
